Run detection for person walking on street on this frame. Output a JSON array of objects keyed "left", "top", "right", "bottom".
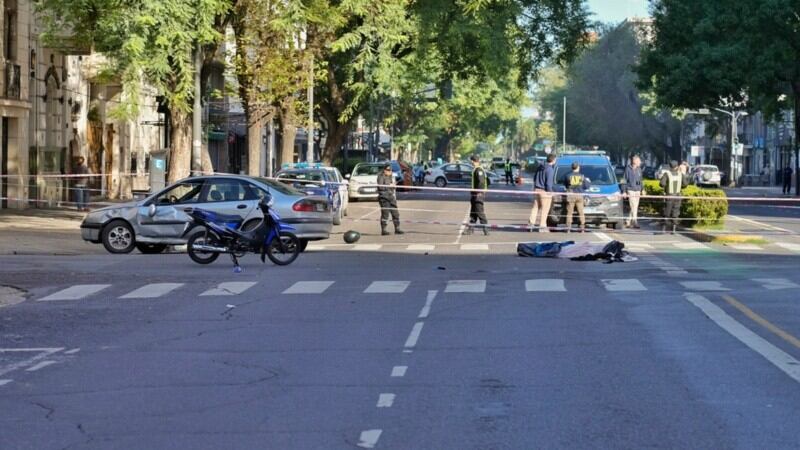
[
  {"left": 377, "top": 164, "right": 404, "bottom": 236},
  {"left": 73, "top": 156, "right": 90, "bottom": 211},
  {"left": 660, "top": 160, "right": 687, "bottom": 234},
  {"left": 466, "top": 154, "right": 489, "bottom": 235},
  {"left": 504, "top": 158, "right": 513, "bottom": 185},
  {"left": 564, "top": 162, "right": 590, "bottom": 233},
  {"left": 624, "top": 155, "right": 644, "bottom": 228},
  {"left": 783, "top": 165, "right": 793, "bottom": 195},
  {"left": 529, "top": 154, "right": 556, "bottom": 232}
]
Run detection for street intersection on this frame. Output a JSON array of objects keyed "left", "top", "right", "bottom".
[{"left": 2, "top": 188, "right": 800, "bottom": 449}]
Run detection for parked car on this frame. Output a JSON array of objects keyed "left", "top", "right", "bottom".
[
  {"left": 347, "top": 162, "right": 383, "bottom": 200},
  {"left": 80, "top": 175, "right": 332, "bottom": 254},
  {"left": 275, "top": 164, "right": 348, "bottom": 225},
  {"left": 692, "top": 164, "right": 722, "bottom": 188},
  {"left": 549, "top": 153, "right": 624, "bottom": 229},
  {"left": 424, "top": 163, "right": 476, "bottom": 187}
]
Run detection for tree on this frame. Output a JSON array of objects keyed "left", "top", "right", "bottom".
[
  {"left": 39, "top": 0, "right": 231, "bottom": 182},
  {"left": 637, "top": 0, "right": 800, "bottom": 192}
]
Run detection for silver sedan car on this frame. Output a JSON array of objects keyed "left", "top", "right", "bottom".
[{"left": 80, "top": 175, "right": 333, "bottom": 254}]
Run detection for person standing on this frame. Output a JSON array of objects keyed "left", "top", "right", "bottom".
[
  {"left": 660, "top": 160, "right": 687, "bottom": 234},
  {"left": 73, "top": 156, "right": 90, "bottom": 212},
  {"left": 624, "top": 155, "right": 644, "bottom": 228},
  {"left": 377, "top": 164, "right": 404, "bottom": 235},
  {"left": 529, "top": 154, "right": 556, "bottom": 232},
  {"left": 564, "top": 162, "right": 590, "bottom": 233},
  {"left": 783, "top": 165, "right": 793, "bottom": 195},
  {"left": 504, "top": 158, "right": 513, "bottom": 185},
  {"left": 467, "top": 154, "right": 489, "bottom": 235}
]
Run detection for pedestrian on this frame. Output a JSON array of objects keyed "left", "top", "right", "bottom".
[
  {"left": 783, "top": 165, "right": 793, "bottom": 195},
  {"left": 73, "top": 156, "right": 89, "bottom": 212},
  {"left": 466, "top": 154, "right": 489, "bottom": 235},
  {"left": 529, "top": 153, "right": 556, "bottom": 232},
  {"left": 377, "top": 163, "right": 404, "bottom": 235},
  {"left": 504, "top": 158, "right": 513, "bottom": 185},
  {"left": 660, "top": 160, "right": 687, "bottom": 234},
  {"left": 564, "top": 162, "right": 590, "bottom": 233},
  {"left": 624, "top": 154, "right": 644, "bottom": 229}
]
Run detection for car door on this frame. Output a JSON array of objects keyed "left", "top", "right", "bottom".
[
  {"left": 443, "top": 164, "right": 461, "bottom": 184},
  {"left": 137, "top": 179, "right": 204, "bottom": 238},
  {"left": 459, "top": 164, "right": 476, "bottom": 185},
  {"left": 199, "top": 178, "right": 259, "bottom": 221}
]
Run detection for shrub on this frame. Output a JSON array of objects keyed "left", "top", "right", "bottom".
[{"left": 640, "top": 179, "right": 728, "bottom": 227}]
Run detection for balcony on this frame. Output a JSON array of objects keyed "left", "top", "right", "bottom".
[{"left": 5, "top": 63, "right": 20, "bottom": 99}]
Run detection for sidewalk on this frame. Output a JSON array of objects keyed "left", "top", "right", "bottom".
[{"left": 723, "top": 186, "right": 795, "bottom": 198}]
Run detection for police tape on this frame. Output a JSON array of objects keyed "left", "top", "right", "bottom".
[{"left": 0, "top": 172, "right": 145, "bottom": 179}]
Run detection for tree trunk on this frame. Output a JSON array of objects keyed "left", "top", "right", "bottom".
[
  {"left": 279, "top": 102, "right": 298, "bottom": 166},
  {"left": 247, "top": 114, "right": 265, "bottom": 176},
  {"left": 321, "top": 120, "right": 350, "bottom": 166},
  {"left": 105, "top": 124, "right": 118, "bottom": 199},
  {"left": 168, "top": 109, "right": 191, "bottom": 183},
  {"left": 434, "top": 134, "right": 452, "bottom": 161}
]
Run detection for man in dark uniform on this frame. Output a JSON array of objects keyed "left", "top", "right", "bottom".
[
  {"left": 564, "top": 162, "right": 591, "bottom": 233},
  {"left": 504, "top": 158, "right": 513, "bottom": 185},
  {"left": 377, "top": 164, "right": 404, "bottom": 236},
  {"left": 783, "top": 165, "right": 794, "bottom": 195},
  {"left": 660, "top": 160, "right": 688, "bottom": 234},
  {"left": 466, "top": 154, "right": 489, "bottom": 235}
]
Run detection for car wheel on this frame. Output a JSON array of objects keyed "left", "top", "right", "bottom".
[
  {"left": 333, "top": 207, "right": 343, "bottom": 225},
  {"left": 101, "top": 220, "right": 136, "bottom": 254},
  {"left": 435, "top": 177, "right": 447, "bottom": 188},
  {"left": 136, "top": 243, "right": 167, "bottom": 254},
  {"left": 609, "top": 220, "right": 624, "bottom": 230},
  {"left": 299, "top": 239, "right": 309, "bottom": 252}
]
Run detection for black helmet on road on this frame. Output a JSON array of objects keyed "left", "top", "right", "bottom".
[{"left": 343, "top": 230, "right": 361, "bottom": 244}]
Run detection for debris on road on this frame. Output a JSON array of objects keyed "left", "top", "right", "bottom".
[{"left": 517, "top": 240, "right": 636, "bottom": 263}]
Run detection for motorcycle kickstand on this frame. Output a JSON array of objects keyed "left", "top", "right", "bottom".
[{"left": 230, "top": 253, "right": 243, "bottom": 273}]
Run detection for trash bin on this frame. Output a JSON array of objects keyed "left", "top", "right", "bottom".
[{"left": 149, "top": 149, "right": 168, "bottom": 193}]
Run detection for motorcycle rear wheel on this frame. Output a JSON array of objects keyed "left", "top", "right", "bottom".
[
  {"left": 266, "top": 232, "right": 300, "bottom": 266},
  {"left": 187, "top": 230, "right": 222, "bottom": 264}
]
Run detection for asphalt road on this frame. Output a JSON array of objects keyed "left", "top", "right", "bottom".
[{"left": 2, "top": 186, "right": 800, "bottom": 449}]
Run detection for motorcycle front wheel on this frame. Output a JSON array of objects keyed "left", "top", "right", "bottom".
[
  {"left": 266, "top": 232, "right": 300, "bottom": 266},
  {"left": 187, "top": 230, "right": 222, "bottom": 264}
]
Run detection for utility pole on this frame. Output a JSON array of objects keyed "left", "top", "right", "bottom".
[
  {"left": 306, "top": 54, "right": 314, "bottom": 163},
  {"left": 562, "top": 96, "right": 567, "bottom": 153},
  {"left": 191, "top": 45, "right": 202, "bottom": 176},
  {"left": 712, "top": 108, "right": 747, "bottom": 186}
]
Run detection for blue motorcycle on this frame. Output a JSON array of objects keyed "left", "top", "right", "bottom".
[{"left": 184, "top": 193, "right": 300, "bottom": 269}]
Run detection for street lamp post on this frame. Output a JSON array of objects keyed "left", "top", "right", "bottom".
[{"left": 712, "top": 108, "right": 748, "bottom": 186}]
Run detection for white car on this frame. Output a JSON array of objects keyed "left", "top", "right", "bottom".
[
  {"left": 320, "top": 166, "right": 349, "bottom": 215},
  {"left": 346, "top": 162, "right": 384, "bottom": 200},
  {"left": 693, "top": 164, "right": 722, "bottom": 187},
  {"left": 424, "top": 163, "right": 497, "bottom": 187}
]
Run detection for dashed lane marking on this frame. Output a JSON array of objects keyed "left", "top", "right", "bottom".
[
  {"left": 525, "top": 279, "right": 566, "bottom": 292},
  {"left": 364, "top": 281, "right": 410, "bottom": 294},
  {"left": 26, "top": 360, "right": 57, "bottom": 372},
  {"left": 357, "top": 429, "right": 383, "bottom": 449},
  {"left": 680, "top": 281, "right": 730, "bottom": 292},
  {"left": 418, "top": 290, "right": 438, "bottom": 318},
  {"left": 685, "top": 293, "right": 800, "bottom": 384},
  {"left": 119, "top": 283, "right": 184, "bottom": 299},
  {"left": 404, "top": 322, "right": 425, "bottom": 349},
  {"left": 38, "top": 284, "right": 111, "bottom": 301},
  {"left": 376, "top": 393, "right": 396, "bottom": 408},
  {"left": 0, "top": 348, "right": 64, "bottom": 377},
  {"left": 752, "top": 278, "right": 800, "bottom": 291},
  {"left": 602, "top": 279, "right": 647, "bottom": 292},
  {"left": 199, "top": 282, "right": 258, "bottom": 296},
  {"left": 775, "top": 243, "right": 800, "bottom": 252},
  {"left": 391, "top": 366, "right": 407, "bottom": 377},
  {"left": 0, "top": 379, "right": 11, "bottom": 386},
  {"left": 283, "top": 281, "right": 335, "bottom": 295},
  {"left": 64, "top": 348, "right": 81, "bottom": 355},
  {"left": 444, "top": 280, "right": 486, "bottom": 293}
]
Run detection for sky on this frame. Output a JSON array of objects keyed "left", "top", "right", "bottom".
[{"left": 586, "top": 0, "right": 650, "bottom": 24}]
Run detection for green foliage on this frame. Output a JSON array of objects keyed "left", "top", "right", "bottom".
[{"left": 642, "top": 179, "right": 728, "bottom": 227}]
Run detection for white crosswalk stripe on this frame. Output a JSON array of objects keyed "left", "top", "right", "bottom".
[
  {"left": 752, "top": 278, "right": 800, "bottom": 291},
  {"left": 460, "top": 244, "right": 489, "bottom": 251},
  {"left": 352, "top": 244, "right": 382, "bottom": 251},
  {"left": 38, "top": 284, "right": 111, "bottom": 301},
  {"left": 728, "top": 244, "right": 763, "bottom": 251},
  {"left": 199, "top": 282, "right": 258, "bottom": 296},
  {"left": 364, "top": 281, "right": 410, "bottom": 294},
  {"left": 445, "top": 280, "right": 486, "bottom": 293},
  {"left": 406, "top": 244, "right": 435, "bottom": 252},
  {"left": 283, "top": 281, "right": 335, "bottom": 294},
  {"left": 674, "top": 242, "right": 710, "bottom": 250},
  {"left": 119, "top": 283, "right": 184, "bottom": 299},
  {"left": 680, "top": 281, "right": 730, "bottom": 292},
  {"left": 525, "top": 279, "right": 566, "bottom": 292},
  {"left": 775, "top": 243, "right": 800, "bottom": 252},
  {"left": 602, "top": 279, "right": 647, "bottom": 292}
]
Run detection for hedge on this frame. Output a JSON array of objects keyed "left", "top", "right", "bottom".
[{"left": 641, "top": 179, "right": 728, "bottom": 227}]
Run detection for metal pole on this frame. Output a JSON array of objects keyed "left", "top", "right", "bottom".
[
  {"left": 731, "top": 112, "right": 737, "bottom": 186},
  {"left": 307, "top": 54, "right": 314, "bottom": 163},
  {"left": 563, "top": 96, "right": 566, "bottom": 153},
  {"left": 191, "top": 45, "right": 202, "bottom": 175}
]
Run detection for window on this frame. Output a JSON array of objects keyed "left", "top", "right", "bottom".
[
  {"left": 202, "top": 179, "right": 253, "bottom": 202},
  {"left": 353, "top": 164, "right": 383, "bottom": 176},
  {"left": 152, "top": 180, "right": 203, "bottom": 205},
  {"left": 555, "top": 165, "right": 616, "bottom": 186}
]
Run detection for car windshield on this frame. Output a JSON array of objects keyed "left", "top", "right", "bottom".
[
  {"left": 555, "top": 165, "right": 616, "bottom": 186},
  {"left": 276, "top": 171, "right": 327, "bottom": 184},
  {"left": 696, "top": 166, "right": 719, "bottom": 172},
  {"left": 353, "top": 164, "right": 383, "bottom": 176}
]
